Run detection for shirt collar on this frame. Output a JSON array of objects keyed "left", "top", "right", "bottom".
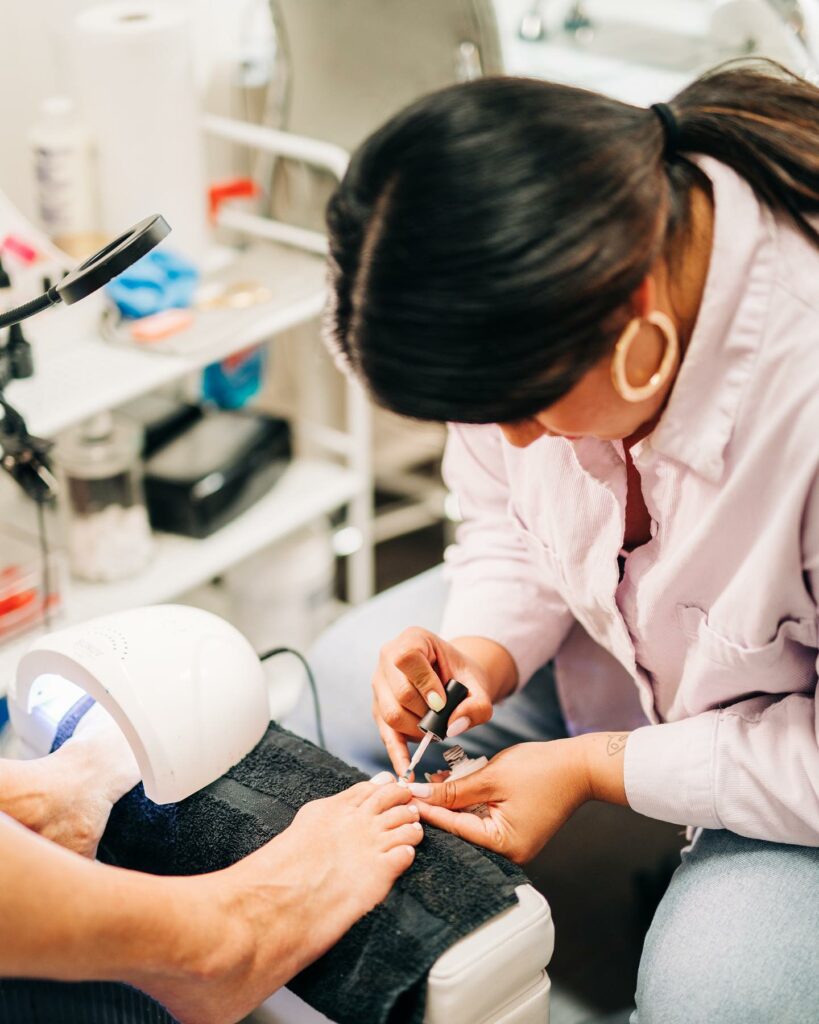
[{"left": 647, "top": 157, "right": 777, "bottom": 483}]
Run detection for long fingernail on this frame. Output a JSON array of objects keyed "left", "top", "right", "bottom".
[
  {"left": 447, "top": 716, "right": 471, "bottom": 738},
  {"left": 408, "top": 783, "right": 432, "bottom": 797},
  {"left": 427, "top": 692, "right": 445, "bottom": 712},
  {"left": 370, "top": 771, "right": 394, "bottom": 786}
]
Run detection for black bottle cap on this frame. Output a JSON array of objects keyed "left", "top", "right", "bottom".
[{"left": 418, "top": 678, "right": 469, "bottom": 740}]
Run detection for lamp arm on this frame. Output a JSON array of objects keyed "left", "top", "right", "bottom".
[{"left": 0, "top": 290, "right": 61, "bottom": 331}]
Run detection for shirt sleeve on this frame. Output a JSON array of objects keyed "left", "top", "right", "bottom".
[
  {"left": 625, "top": 472, "right": 819, "bottom": 847},
  {"left": 439, "top": 423, "right": 575, "bottom": 688}
]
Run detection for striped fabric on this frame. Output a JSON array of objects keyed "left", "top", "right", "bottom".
[{"left": 0, "top": 979, "right": 178, "bottom": 1024}]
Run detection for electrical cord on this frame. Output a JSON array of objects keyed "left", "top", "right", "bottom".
[
  {"left": 35, "top": 498, "right": 52, "bottom": 630},
  {"left": 258, "top": 645, "right": 325, "bottom": 748}
]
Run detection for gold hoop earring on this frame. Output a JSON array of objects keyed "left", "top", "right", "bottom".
[{"left": 610, "top": 310, "right": 679, "bottom": 404}]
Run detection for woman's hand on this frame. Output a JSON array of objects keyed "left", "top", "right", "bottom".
[
  {"left": 371, "top": 628, "right": 517, "bottom": 778},
  {"left": 408, "top": 733, "right": 629, "bottom": 863}
]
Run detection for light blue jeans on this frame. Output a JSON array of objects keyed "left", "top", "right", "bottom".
[{"left": 285, "top": 567, "right": 819, "bottom": 1023}]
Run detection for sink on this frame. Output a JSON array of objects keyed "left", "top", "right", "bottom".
[
  {"left": 513, "top": 0, "right": 818, "bottom": 77},
  {"left": 558, "top": 19, "right": 735, "bottom": 73}
]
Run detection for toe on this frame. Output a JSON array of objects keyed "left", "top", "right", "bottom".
[
  {"left": 382, "top": 821, "right": 424, "bottom": 850},
  {"left": 367, "top": 782, "right": 412, "bottom": 814},
  {"left": 379, "top": 804, "right": 420, "bottom": 830},
  {"left": 384, "top": 844, "right": 416, "bottom": 875},
  {"left": 346, "top": 780, "right": 384, "bottom": 806},
  {"left": 369, "top": 771, "right": 396, "bottom": 786}
]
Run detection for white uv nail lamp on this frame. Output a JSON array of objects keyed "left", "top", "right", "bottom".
[{"left": 7, "top": 605, "right": 270, "bottom": 803}]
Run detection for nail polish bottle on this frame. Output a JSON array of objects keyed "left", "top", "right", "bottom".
[{"left": 440, "top": 745, "right": 490, "bottom": 818}]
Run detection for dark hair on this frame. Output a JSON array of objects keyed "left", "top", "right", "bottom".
[{"left": 325, "top": 61, "right": 819, "bottom": 423}]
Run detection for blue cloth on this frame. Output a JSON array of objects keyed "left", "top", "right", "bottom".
[
  {"left": 105, "top": 249, "right": 199, "bottom": 319},
  {"left": 50, "top": 694, "right": 95, "bottom": 753}
]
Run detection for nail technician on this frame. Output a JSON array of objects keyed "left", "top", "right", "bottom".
[{"left": 315, "top": 63, "right": 819, "bottom": 1018}]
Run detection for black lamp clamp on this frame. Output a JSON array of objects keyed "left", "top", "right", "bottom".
[{"left": 0, "top": 215, "right": 170, "bottom": 504}]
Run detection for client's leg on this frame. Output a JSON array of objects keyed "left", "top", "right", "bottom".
[
  {"left": 101, "top": 723, "right": 522, "bottom": 1024},
  {"left": 3, "top": 711, "right": 425, "bottom": 1024},
  {"left": 1, "top": 704, "right": 140, "bottom": 858},
  {"left": 149, "top": 777, "right": 423, "bottom": 1024},
  {"left": 286, "top": 565, "right": 567, "bottom": 776}
]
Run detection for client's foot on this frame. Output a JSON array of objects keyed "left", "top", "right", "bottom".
[
  {"left": 4, "top": 705, "right": 140, "bottom": 858},
  {"left": 151, "top": 776, "right": 423, "bottom": 1024}
]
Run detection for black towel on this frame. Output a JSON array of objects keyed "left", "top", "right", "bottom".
[{"left": 98, "top": 723, "right": 526, "bottom": 1024}]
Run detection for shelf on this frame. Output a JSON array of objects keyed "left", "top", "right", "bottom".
[
  {"left": 7, "top": 242, "right": 327, "bottom": 439},
  {"left": 0, "top": 458, "right": 363, "bottom": 696}
]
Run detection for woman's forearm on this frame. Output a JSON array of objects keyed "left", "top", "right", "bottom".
[{"left": 579, "top": 731, "right": 630, "bottom": 806}]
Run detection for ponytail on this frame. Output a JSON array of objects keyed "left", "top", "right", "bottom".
[{"left": 668, "top": 60, "right": 819, "bottom": 245}]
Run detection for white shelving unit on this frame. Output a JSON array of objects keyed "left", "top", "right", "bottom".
[
  {"left": 6, "top": 244, "right": 328, "bottom": 441},
  {"left": 0, "top": 122, "right": 374, "bottom": 699}
]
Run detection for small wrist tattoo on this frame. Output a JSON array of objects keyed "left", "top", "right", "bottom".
[{"left": 606, "top": 733, "right": 629, "bottom": 756}]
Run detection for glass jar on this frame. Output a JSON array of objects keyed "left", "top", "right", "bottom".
[{"left": 56, "top": 412, "right": 153, "bottom": 582}]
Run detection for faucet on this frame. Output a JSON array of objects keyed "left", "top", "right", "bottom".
[
  {"left": 563, "top": 1, "right": 593, "bottom": 38},
  {"left": 518, "top": 0, "right": 548, "bottom": 41}
]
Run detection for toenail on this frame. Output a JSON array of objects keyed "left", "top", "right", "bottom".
[
  {"left": 408, "top": 804, "right": 418, "bottom": 815},
  {"left": 413, "top": 821, "right": 423, "bottom": 831},
  {"left": 370, "top": 771, "right": 394, "bottom": 786}
]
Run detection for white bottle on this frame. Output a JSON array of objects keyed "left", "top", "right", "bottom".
[{"left": 29, "top": 97, "right": 97, "bottom": 253}]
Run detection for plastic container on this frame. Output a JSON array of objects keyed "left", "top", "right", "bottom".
[
  {"left": 29, "top": 96, "right": 97, "bottom": 255},
  {"left": 202, "top": 345, "right": 266, "bottom": 409},
  {"left": 56, "top": 413, "right": 153, "bottom": 582},
  {"left": 0, "top": 527, "right": 63, "bottom": 641}
]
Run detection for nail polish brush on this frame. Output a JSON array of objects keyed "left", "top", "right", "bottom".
[{"left": 399, "top": 678, "right": 468, "bottom": 784}]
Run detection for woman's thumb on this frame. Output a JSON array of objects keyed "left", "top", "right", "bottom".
[
  {"left": 408, "top": 768, "right": 489, "bottom": 809},
  {"left": 447, "top": 687, "right": 493, "bottom": 737}
]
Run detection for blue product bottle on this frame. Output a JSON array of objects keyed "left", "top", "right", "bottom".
[{"left": 202, "top": 345, "right": 266, "bottom": 409}]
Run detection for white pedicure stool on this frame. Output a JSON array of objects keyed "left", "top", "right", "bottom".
[{"left": 425, "top": 883, "right": 554, "bottom": 1023}]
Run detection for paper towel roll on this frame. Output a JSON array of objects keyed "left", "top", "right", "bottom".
[{"left": 71, "top": 2, "right": 208, "bottom": 261}]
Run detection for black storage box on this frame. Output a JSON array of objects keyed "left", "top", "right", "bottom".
[
  {"left": 143, "top": 410, "right": 292, "bottom": 538},
  {"left": 120, "top": 394, "right": 204, "bottom": 458}
]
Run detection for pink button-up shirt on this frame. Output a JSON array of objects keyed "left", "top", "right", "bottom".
[{"left": 440, "top": 157, "right": 819, "bottom": 846}]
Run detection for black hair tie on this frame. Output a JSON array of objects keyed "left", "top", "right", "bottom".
[{"left": 650, "top": 102, "right": 679, "bottom": 160}]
